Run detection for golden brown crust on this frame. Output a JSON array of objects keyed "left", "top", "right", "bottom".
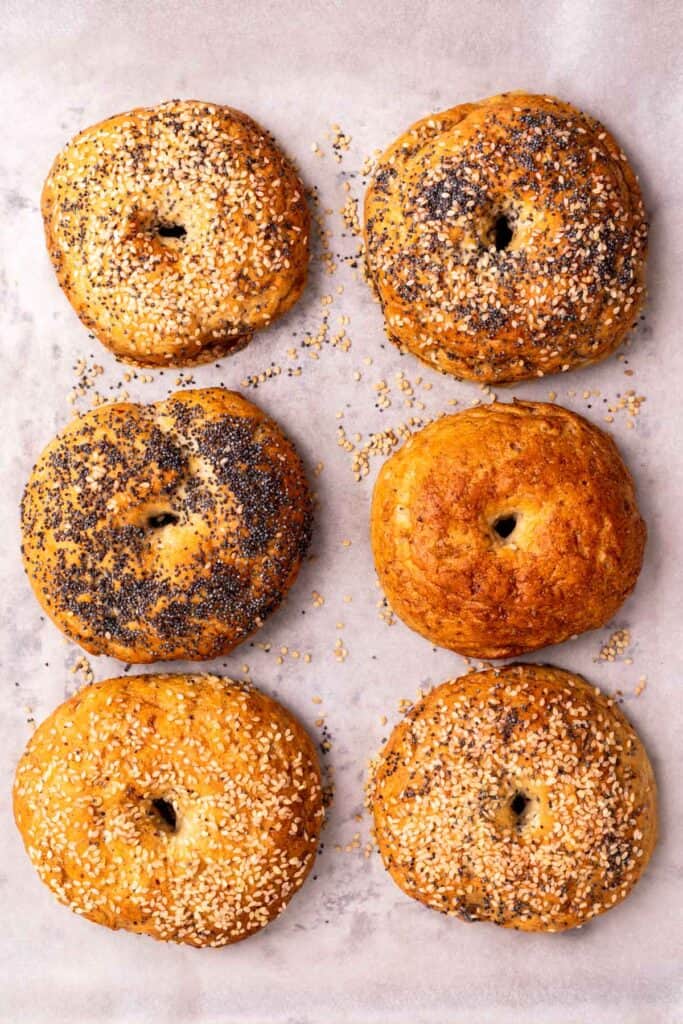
[
  {"left": 13, "top": 674, "right": 323, "bottom": 947},
  {"left": 370, "top": 665, "right": 657, "bottom": 932},
  {"left": 364, "top": 92, "right": 647, "bottom": 383},
  {"left": 21, "top": 387, "right": 312, "bottom": 662},
  {"left": 42, "top": 100, "right": 310, "bottom": 367},
  {"left": 371, "top": 400, "right": 645, "bottom": 658}
]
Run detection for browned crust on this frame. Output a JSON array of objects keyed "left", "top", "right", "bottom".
[
  {"left": 370, "top": 664, "right": 657, "bottom": 932},
  {"left": 364, "top": 92, "right": 647, "bottom": 383},
  {"left": 21, "top": 387, "right": 313, "bottom": 662},
  {"left": 371, "top": 400, "right": 646, "bottom": 658},
  {"left": 13, "top": 674, "right": 324, "bottom": 946},
  {"left": 42, "top": 100, "right": 310, "bottom": 367}
]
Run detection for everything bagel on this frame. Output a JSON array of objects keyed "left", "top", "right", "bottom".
[
  {"left": 42, "top": 100, "right": 310, "bottom": 366},
  {"left": 364, "top": 92, "right": 647, "bottom": 382},
  {"left": 369, "top": 665, "right": 657, "bottom": 931}
]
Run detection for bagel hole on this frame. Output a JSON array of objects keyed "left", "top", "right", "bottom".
[
  {"left": 510, "top": 792, "right": 529, "bottom": 817},
  {"left": 151, "top": 798, "right": 177, "bottom": 832},
  {"left": 147, "top": 511, "right": 179, "bottom": 529},
  {"left": 492, "top": 214, "right": 513, "bottom": 251},
  {"left": 157, "top": 223, "right": 186, "bottom": 239},
  {"left": 493, "top": 514, "right": 517, "bottom": 539}
]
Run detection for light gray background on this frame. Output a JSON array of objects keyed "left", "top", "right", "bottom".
[{"left": 2, "top": 1, "right": 682, "bottom": 1021}]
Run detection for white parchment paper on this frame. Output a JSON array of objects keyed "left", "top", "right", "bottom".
[{"left": 2, "top": 1, "right": 682, "bottom": 1020}]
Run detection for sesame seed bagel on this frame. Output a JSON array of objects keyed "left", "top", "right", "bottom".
[
  {"left": 370, "top": 665, "right": 657, "bottom": 932},
  {"left": 13, "top": 673, "right": 324, "bottom": 946},
  {"left": 364, "top": 92, "right": 647, "bottom": 382},
  {"left": 42, "top": 100, "right": 310, "bottom": 366},
  {"left": 371, "top": 400, "right": 645, "bottom": 659},
  {"left": 21, "top": 388, "right": 312, "bottom": 662}
]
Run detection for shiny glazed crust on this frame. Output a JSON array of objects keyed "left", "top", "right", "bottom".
[
  {"left": 13, "top": 674, "right": 324, "bottom": 946},
  {"left": 371, "top": 400, "right": 645, "bottom": 658},
  {"left": 364, "top": 92, "right": 647, "bottom": 382},
  {"left": 21, "top": 388, "right": 312, "bottom": 662},
  {"left": 370, "top": 665, "right": 657, "bottom": 932},
  {"left": 42, "top": 100, "right": 310, "bottom": 366}
]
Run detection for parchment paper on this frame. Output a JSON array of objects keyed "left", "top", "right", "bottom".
[{"left": 2, "top": 1, "right": 682, "bottom": 1020}]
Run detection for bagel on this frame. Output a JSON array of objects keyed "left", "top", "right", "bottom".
[
  {"left": 369, "top": 665, "right": 657, "bottom": 931},
  {"left": 364, "top": 92, "right": 647, "bottom": 382},
  {"left": 13, "top": 673, "right": 324, "bottom": 946},
  {"left": 21, "top": 387, "right": 312, "bottom": 662},
  {"left": 371, "top": 400, "right": 645, "bottom": 659},
  {"left": 42, "top": 99, "right": 310, "bottom": 366}
]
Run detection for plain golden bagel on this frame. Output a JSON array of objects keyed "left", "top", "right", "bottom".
[
  {"left": 13, "top": 674, "right": 324, "bottom": 947},
  {"left": 42, "top": 99, "right": 310, "bottom": 366},
  {"left": 21, "top": 388, "right": 312, "bottom": 662},
  {"left": 369, "top": 665, "right": 657, "bottom": 932},
  {"left": 371, "top": 400, "right": 645, "bottom": 659},
  {"left": 364, "top": 92, "right": 647, "bottom": 382}
]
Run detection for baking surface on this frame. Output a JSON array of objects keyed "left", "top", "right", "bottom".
[{"left": 1, "top": 1, "right": 681, "bottom": 1021}]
